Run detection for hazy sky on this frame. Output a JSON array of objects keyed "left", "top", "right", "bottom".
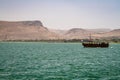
[{"left": 0, "top": 0, "right": 120, "bottom": 29}]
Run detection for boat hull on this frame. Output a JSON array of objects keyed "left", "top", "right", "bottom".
[{"left": 82, "top": 42, "right": 109, "bottom": 48}]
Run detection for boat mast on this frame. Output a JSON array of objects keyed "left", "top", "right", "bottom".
[{"left": 89, "top": 34, "right": 92, "bottom": 41}]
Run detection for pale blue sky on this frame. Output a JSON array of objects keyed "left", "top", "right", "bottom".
[{"left": 0, "top": 0, "right": 120, "bottom": 29}]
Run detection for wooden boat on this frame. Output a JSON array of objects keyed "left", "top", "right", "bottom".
[
  {"left": 82, "top": 34, "right": 109, "bottom": 48},
  {"left": 82, "top": 42, "right": 109, "bottom": 48}
]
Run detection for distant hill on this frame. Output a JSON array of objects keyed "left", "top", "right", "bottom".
[
  {"left": 0, "top": 20, "right": 59, "bottom": 41},
  {"left": 65, "top": 28, "right": 94, "bottom": 39},
  {"left": 0, "top": 20, "right": 120, "bottom": 41},
  {"left": 51, "top": 28, "right": 120, "bottom": 40},
  {"left": 98, "top": 29, "right": 120, "bottom": 39},
  {"left": 86, "top": 28, "right": 111, "bottom": 33}
]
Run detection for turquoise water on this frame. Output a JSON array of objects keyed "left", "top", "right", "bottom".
[{"left": 0, "top": 42, "right": 120, "bottom": 80}]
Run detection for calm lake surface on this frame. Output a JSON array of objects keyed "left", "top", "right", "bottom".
[{"left": 0, "top": 42, "right": 120, "bottom": 80}]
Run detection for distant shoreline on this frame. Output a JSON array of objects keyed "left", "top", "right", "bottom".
[{"left": 0, "top": 39, "right": 120, "bottom": 43}]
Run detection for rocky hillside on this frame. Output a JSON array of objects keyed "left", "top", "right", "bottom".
[
  {"left": 95, "top": 29, "right": 120, "bottom": 39},
  {"left": 65, "top": 28, "right": 94, "bottom": 39},
  {"left": 51, "top": 28, "right": 120, "bottom": 39},
  {"left": 0, "top": 20, "right": 119, "bottom": 41},
  {"left": 0, "top": 21, "right": 59, "bottom": 41}
]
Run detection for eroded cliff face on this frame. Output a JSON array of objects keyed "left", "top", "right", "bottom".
[
  {"left": 0, "top": 20, "right": 43, "bottom": 27},
  {"left": 0, "top": 20, "right": 59, "bottom": 41}
]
